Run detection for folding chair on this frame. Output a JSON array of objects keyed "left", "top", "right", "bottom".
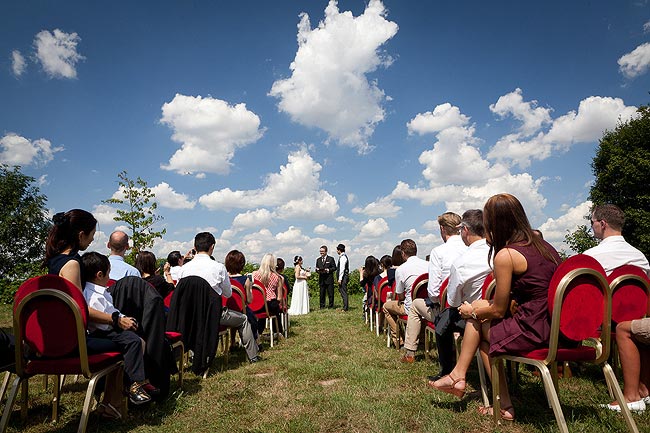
[
  {"left": 162, "top": 289, "right": 184, "bottom": 387},
  {"left": 394, "top": 273, "right": 428, "bottom": 349},
  {"left": 1, "top": 275, "right": 124, "bottom": 433},
  {"left": 423, "top": 277, "right": 449, "bottom": 360},
  {"left": 491, "top": 254, "right": 639, "bottom": 433},
  {"left": 374, "top": 277, "right": 389, "bottom": 337}
]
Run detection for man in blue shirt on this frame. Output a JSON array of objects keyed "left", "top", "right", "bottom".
[{"left": 107, "top": 231, "right": 140, "bottom": 281}]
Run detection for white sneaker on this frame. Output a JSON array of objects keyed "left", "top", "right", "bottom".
[
  {"left": 601, "top": 400, "right": 646, "bottom": 413},
  {"left": 644, "top": 395, "right": 650, "bottom": 405}
]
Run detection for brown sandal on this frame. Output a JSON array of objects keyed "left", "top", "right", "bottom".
[{"left": 428, "top": 374, "right": 466, "bottom": 398}]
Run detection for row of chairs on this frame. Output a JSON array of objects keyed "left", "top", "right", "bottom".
[{"left": 362, "top": 256, "right": 650, "bottom": 433}]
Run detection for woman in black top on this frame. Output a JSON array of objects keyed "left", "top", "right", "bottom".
[{"left": 135, "top": 251, "right": 174, "bottom": 299}]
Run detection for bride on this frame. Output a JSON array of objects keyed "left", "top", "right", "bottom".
[{"left": 288, "top": 256, "right": 311, "bottom": 315}]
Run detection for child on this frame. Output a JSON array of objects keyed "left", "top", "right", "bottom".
[{"left": 81, "top": 252, "right": 151, "bottom": 405}]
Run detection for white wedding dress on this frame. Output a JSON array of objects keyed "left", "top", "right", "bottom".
[{"left": 288, "top": 268, "right": 310, "bottom": 315}]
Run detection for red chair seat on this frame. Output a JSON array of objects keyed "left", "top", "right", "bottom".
[
  {"left": 524, "top": 346, "right": 597, "bottom": 362},
  {"left": 165, "top": 331, "right": 182, "bottom": 342},
  {"left": 425, "top": 321, "right": 435, "bottom": 330},
  {"left": 25, "top": 352, "right": 122, "bottom": 375},
  {"left": 398, "top": 314, "right": 408, "bottom": 321}
]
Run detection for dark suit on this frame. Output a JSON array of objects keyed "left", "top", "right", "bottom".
[{"left": 316, "top": 255, "right": 336, "bottom": 308}]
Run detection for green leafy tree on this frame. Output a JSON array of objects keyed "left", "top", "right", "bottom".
[
  {"left": 589, "top": 105, "right": 650, "bottom": 259},
  {"left": 563, "top": 224, "right": 598, "bottom": 255},
  {"left": 103, "top": 171, "right": 166, "bottom": 262},
  {"left": 0, "top": 165, "right": 50, "bottom": 302}
]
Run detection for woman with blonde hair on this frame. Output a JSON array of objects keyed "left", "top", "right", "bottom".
[
  {"left": 252, "top": 253, "right": 284, "bottom": 336},
  {"left": 430, "top": 193, "right": 561, "bottom": 422}
]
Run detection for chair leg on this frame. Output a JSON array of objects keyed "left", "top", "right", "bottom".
[
  {"left": 476, "top": 350, "right": 491, "bottom": 408},
  {"left": 603, "top": 362, "right": 640, "bottom": 433},
  {"left": 375, "top": 312, "right": 380, "bottom": 337},
  {"left": 0, "top": 376, "right": 23, "bottom": 433},
  {"left": 51, "top": 375, "right": 61, "bottom": 422},
  {"left": 269, "top": 318, "right": 274, "bottom": 348},
  {"left": 0, "top": 371, "right": 12, "bottom": 401},
  {"left": 20, "top": 378, "right": 28, "bottom": 422}
]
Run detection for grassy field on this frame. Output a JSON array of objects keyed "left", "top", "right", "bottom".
[{"left": 0, "top": 293, "right": 648, "bottom": 433}]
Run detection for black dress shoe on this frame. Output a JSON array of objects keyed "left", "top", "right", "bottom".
[
  {"left": 128, "top": 382, "right": 151, "bottom": 405},
  {"left": 249, "top": 356, "right": 262, "bottom": 363}
]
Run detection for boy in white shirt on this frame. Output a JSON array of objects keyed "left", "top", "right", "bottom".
[{"left": 81, "top": 252, "right": 151, "bottom": 405}]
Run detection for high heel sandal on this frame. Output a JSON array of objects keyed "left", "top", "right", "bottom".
[
  {"left": 478, "top": 404, "right": 515, "bottom": 421},
  {"left": 428, "top": 374, "right": 466, "bottom": 398}
]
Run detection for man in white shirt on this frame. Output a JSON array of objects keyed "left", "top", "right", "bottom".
[
  {"left": 179, "top": 232, "right": 260, "bottom": 363},
  {"left": 107, "top": 231, "right": 140, "bottom": 281},
  {"left": 336, "top": 243, "right": 349, "bottom": 311},
  {"left": 583, "top": 204, "right": 650, "bottom": 276},
  {"left": 401, "top": 212, "right": 467, "bottom": 363},
  {"left": 383, "top": 239, "right": 429, "bottom": 348}
]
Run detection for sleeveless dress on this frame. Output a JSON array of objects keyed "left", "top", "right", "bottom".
[
  {"left": 489, "top": 241, "right": 561, "bottom": 356},
  {"left": 47, "top": 251, "right": 84, "bottom": 285},
  {"left": 288, "top": 268, "right": 310, "bottom": 315}
]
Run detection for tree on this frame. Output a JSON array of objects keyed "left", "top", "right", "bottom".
[
  {"left": 563, "top": 224, "right": 597, "bottom": 255},
  {"left": 0, "top": 165, "right": 50, "bottom": 302},
  {"left": 103, "top": 171, "right": 166, "bottom": 262},
  {"left": 589, "top": 105, "right": 650, "bottom": 259}
]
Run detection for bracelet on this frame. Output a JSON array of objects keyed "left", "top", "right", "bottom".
[{"left": 470, "top": 309, "right": 478, "bottom": 320}]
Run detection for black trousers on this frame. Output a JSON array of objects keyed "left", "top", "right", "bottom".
[
  {"left": 434, "top": 308, "right": 466, "bottom": 376},
  {"left": 338, "top": 274, "right": 349, "bottom": 310},
  {"left": 319, "top": 281, "right": 334, "bottom": 308},
  {"left": 88, "top": 329, "right": 145, "bottom": 384},
  {"left": 256, "top": 299, "right": 283, "bottom": 335}
]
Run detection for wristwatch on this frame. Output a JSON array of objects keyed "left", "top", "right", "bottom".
[{"left": 470, "top": 309, "right": 478, "bottom": 320}]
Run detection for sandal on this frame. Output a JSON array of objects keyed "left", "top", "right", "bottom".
[
  {"left": 478, "top": 404, "right": 515, "bottom": 421},
  {"left": 428, "top": 374, "right": 466, "bottom": 398}
]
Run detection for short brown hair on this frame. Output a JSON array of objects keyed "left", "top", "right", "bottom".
[
  {"left": 400, "top": 239, "right": 417, "bottom": 257},
  {"left": 225, "top": 250, "right": 246, "bottom": 274},
  {"left": 592, "top": 204, "right": 625, "bottom": 231},
  {"left": 438, "top": 212, "right": 462, "bottom": 236}
]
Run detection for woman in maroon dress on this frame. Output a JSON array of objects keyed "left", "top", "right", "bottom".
[{"left": 430, "top": 193, "right": 560, "bottom": 421}]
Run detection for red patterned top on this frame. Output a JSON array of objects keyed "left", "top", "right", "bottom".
[{"left": 253, "top": 271, "right": 280, "bottom": 301}]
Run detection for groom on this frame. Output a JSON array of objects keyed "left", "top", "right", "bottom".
[{"left": 316, "top": 245, "right": 336, "bottom": 309}]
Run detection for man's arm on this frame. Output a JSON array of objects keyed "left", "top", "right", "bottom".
[
  {"left": 428, "top": 249, "right": 443, "bottom": 299},
  {"left": 445, "top": 263, "right": 464, "bottom": 308},
  {"left": 219, "top": 267, "right": 232, "bottom": 298}
]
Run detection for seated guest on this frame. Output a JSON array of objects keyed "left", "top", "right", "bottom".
[
  {"left": 358, "top": 256, "right": 381, "bottom": 317},
  {"left": 81, "top": 252, "right": 151, "bottom": 405},
  {"left": 135, "top": 251, "right": 174, "bottom": 299},
  {"left": 276, "top": 257, "right": 288, "bottom": 311},
  {"left": 387, "top": 245, "right": 404, "bottom": 287},
  {"left": 383, "top": 239, "right": 429, "bottom": 348},
  {"left": 602, "top": 318, "right": 650, "bottom": 413},
  {"left": 107, "top": 231, "right": 140, "bottom": 280},
  {"left": 583, "top": 204, "right": 649, "bottom": 276},
  {"left": 179, "top": 233, "right": 260, "bottom": 363},
  {"left": 252, "top": 253, "right": 284, "bottom": 337},
  {"left": 427, "top": 210, "right": 490, "bottom": 378},
  {"left": 430, "top": 194, "right": 561, "bottom": 422},
  {"left": 402, "top": 212, "right": 466, "bottom": 363},
  {"left": 225, "top": 250, "right": 259, "bottom": 342},
  {"left": 166, "top": 250, "right": 184, "bottom": 282}
]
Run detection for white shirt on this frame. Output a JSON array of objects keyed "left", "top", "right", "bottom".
[
  {"left": 583, "top": 235, "right": 650, "bottom": 276},
  {"left": 170, "top": 265, "right": 182, "bottom": 281},
  {"left": 394, "top": 255, "right": 430, "bottom": 314},
  {"left": 338, "top": 253, "right": 348, "bottom": 283},
  {"left": 428, "top": 235, "right": 467, "bottom": 300},
  {"left": 84, "top": 281, "right": 120, "bottom": 333},
  {"left": 446, "top": 239, "right": 491, "bottom": 308},
  {"left": 108, "top": 255, "right": 140, "bottom": 280},
  {"left": 178, "top": 253, "right": 232, "bottom": 297}
]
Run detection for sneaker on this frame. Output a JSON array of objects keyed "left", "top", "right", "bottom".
[
  {"left": 128, "top": 382, "right": 151, "bottom": 405},
  {"left": 249, "top": 355, "right": 262, "bottom": 363},
  {"left": 644, "top": 395, "right": 650, "bottom": 405},
  {"left": 600, "top": 400, "right": 646, "bottom": 413}
]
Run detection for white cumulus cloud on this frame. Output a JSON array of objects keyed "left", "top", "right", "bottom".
[
  {"left": 232, "top": 209, "right": 274, "bottom": 229},
  {"left": 352, "top": 197, "right": 401, "bottom": 217},
  {"left": 359, "top": 218, "right": 389, "bottom": 238},
  {"left": 11, "top": 50, "right": 26, "bottom": 77},
  {"left": 538, "top": 200, "right": 592, "bottom": 252},
  {"left": 0, "top": 133, "right": 63, "bottom": 166},
  {"left": 160, "top": 94, "right": 265, "bottom": 175},
  {"left": 33, "top": 29, "right": 84, "bottom": 79},
  {"left": 407, "top": 103, "right": 470, "bottom": 135},
  {"left": 618, "top": 42, "right": 650, "bottom": 79},
  {"left": 314, "top": 223, "right": 335, "bottom": 234},
  {"left": 269, "top": 0, "right": 398, "bottom": 153},
  {"left": 151, "top": 182, "right": 196, "bottom": 209},
  {"left": 489, "top": 88, "right": 552, "bottom": 136}
]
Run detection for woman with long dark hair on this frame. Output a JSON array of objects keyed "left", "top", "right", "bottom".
[
  {"left": 135, "top": 251, "right": 174, "bottom": 299},
  {"left": 430, "top": 193, "right": 561, "bottom": 421}
]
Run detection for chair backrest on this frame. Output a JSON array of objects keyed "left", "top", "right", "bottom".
[
  {"left": 163, "top": 290, "right": 174, "bottom": 309},
  {"left": 439, "top": 277, "right": 450, "bottom": 307},
  {"left": 481, "top": 272, "right": 495, "bottom": 300},
  {"left": 13, "top": 275, "right": 92, "bottom": 376},
  {"left": 250, "top": 279, "right": 269, "bottom": 317},
  {"left": 229, "top": 278, "right": 248, "bottom": 304},
  {"left": 376, "top": 277, "right": 389, "bottom": 304},
  {"left": 411, "top": 273, "right": 429, "bottom": 300},
  {"left": 546, "top": 254, "right": 610, "bottom": 362},
  {"left": 608, "top": 264, "right": 650, "bottom": 324},
  {"left": 224, "top": 284, "right": 245, "bottom": 313}
]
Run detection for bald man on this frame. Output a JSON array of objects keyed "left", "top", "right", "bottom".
[{"left": 107, "top": 231, "right": 140, "bottom": 280}]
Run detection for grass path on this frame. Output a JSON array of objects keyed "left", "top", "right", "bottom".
[{"left": 2, "top": 296, "right": 649, "bottom": 432}]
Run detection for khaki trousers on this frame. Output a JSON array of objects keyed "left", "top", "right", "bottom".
[
  {"left": 404, "top": 298, "right": 440, "bottom": 352},
  {"left": 383, "top": 300, "right": 405, "bottom": 346}
]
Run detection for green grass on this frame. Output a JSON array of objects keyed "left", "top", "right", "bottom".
[{"left": 1, "top": 294, "right": 648, "bottom": 432}]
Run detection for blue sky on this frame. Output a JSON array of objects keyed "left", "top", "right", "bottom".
[{"left": 2, "top": 0, "right": 649, "bottom": 268}]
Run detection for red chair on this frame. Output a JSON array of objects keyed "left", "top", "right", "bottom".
[
  {"left": 491, "top": 254, "right": 639, "bottom": 433},
  {"left": 373, "top": 277, "right": 389, "bottom": 336},
  {"left": 423, "top": 277, "right": 449, "bottom": 359},
  {"left": 280, "top": 277, "right": 290, "bottom": 338},
  {"left": 162, "top": 290, "right": 184, "bottom": 387},
  {"left": 250, "top": 280, "right": 280, "bottom": 348},
  {"left": 395, "top": 273, "right": 429, "bottom": 349},
  {"left": 0, "top": 275, "right": 124, "bottom": 433},
  {"left": 607, "top": 265, "right": 650, "bottom": 375}
]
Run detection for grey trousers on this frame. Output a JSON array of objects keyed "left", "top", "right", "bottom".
[{"left": 221, "top": 307, "right": 258, "bottom": 360}]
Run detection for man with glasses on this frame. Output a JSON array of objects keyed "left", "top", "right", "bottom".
[
  {"left": 316, "top": 245, "right": 337, "bottom": 309},
  {"left": 583, "top": 204, "right": 649, "bottom": 276}
]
